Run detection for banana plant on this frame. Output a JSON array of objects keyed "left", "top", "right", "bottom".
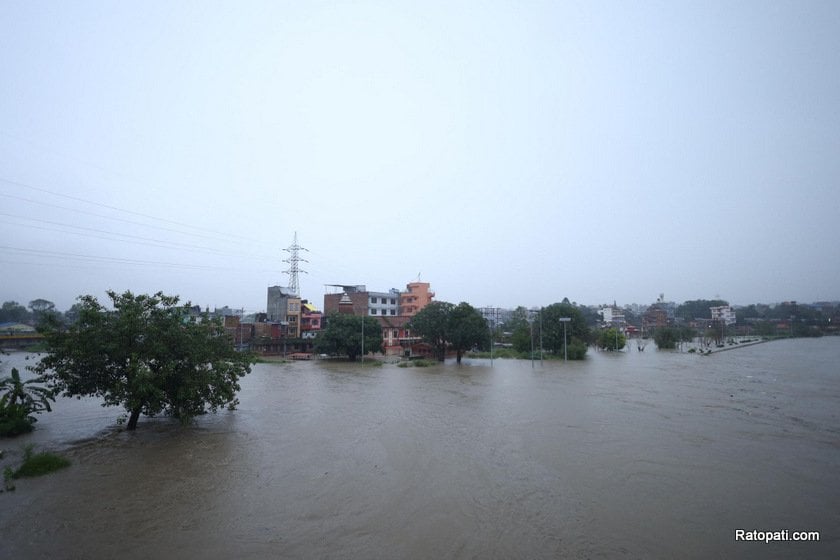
[{"left": 0, "top": 367, "right": 55, "bottom": 421}]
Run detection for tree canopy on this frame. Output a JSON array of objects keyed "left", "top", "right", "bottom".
[
  {"left": 447, "top": 302, "right": 489, "bottom": 363},
  {"left": 314, "top": 313, "right": 383, "bottom": 361},
  {"left": 597, "top": 328, "right": 626, "bottom": 351},
  {"left": 34, "top": 291, "right": 254, "bottom": 431},
  {"left": 408, "top": 301, "right": 488, "bottom": 363},
  {"left": 676, "top": 299, "right": 728, "bottom": 321},
  {"left": 539, "top": 302, "right": 590, "bottom": 359},
  {"left": 407, "top": 301, "right": 452, "bottom": 361},
  {"left": 653, "top": 326, "right": 678, "bottom": 349},
  {"left": 0, "top": 301, "right": 30, "bottom": 324}
]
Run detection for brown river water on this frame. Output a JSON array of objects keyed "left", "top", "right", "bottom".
[{"left": 1, "top": 337, "right": 838, "bottom": 559}]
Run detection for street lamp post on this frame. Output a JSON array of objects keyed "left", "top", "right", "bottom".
[
  {"left": 528, "top": 308, "right": 542, "bottom": 368},
  {"left": 530, "top": 319, "right": 534, "bottom": 369},
  {"left": 490, "top": 320, "right": 494, "bottom": 367},
  {"left": 559, "top": 317, "right": 571, "bottom": 362}
]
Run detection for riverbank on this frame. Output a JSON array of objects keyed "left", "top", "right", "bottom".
[{"left": 705, "top": 338, "right": 772, "bottom": 353}]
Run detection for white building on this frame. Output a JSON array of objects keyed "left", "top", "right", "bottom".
[
  {"left": 367, "top": 289, "right": 401, "bottom": 317},
  {"left": 599, "top": 306, "right": 626, "bottom": 327},
  {"left": 710, "top": 305, "right": 736, "bottom": 325}
]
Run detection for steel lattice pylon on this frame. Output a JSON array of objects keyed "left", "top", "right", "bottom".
[{"left": 282, "top": 232, "right": 308, "bottom": 296}]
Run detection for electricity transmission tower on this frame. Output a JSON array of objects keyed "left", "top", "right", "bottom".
[{"left": 282, "top": 232, "right": 308, "bottom": 296}]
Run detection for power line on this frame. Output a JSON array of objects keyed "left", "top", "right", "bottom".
[
  {"left": 0, "top": 176, "right": 269, "bottom": 245},
  {"left": 0, "top": 212, "right": 277, "bottom": 260},
  {"left": 0, "top": 245, "right": 275, "bottom": 273}
]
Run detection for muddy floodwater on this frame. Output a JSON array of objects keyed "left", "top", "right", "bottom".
[{"left": 2, "top": 337, "right": 839, "bottom": 559}]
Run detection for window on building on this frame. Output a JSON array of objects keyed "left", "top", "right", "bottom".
[{"left": 390, "top": 310, "right": 396, "bottom": 315}]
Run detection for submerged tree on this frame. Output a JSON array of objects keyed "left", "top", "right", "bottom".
[
  {"left": 653, "top": 326, "right": 678, "bottom": 349},
  {"left": 408, "top": 301, "right": 453, "bottom": 361},
  {"left": 408, "top": 301, "right": 490, "bottom": 364},
  {"left": 314, "top": 313, "right": 383, "bottom": 361},
  {"left": 597, "top": 328, "right": 626, "bottom": 351},
  {"left": 540, "top": 302, "right": 590, "bottom": 360},
  {"left": 35, "top": 291, "right": 254, "bottom": 431},
  {"left": 447, "top": 302, "right": 488, "bottom": 364}
]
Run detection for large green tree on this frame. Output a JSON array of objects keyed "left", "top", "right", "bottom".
[
  {"left": 447, "top": 302, "right": 489, "bottom": 364},
  {"left": 503, "top": 306, "right": 532, "bottom": 354},
  {"left": 408, "top": 301, "right": 491, "bottom": 363},
  {"left": 314, "top": 313, "right": 382, "bottom": 361},
  {"left": 34, "top": 291, "right": 254, "bottom": 431},
  {"left": 540, "top": 302, "right": 590, "bottom": 359},
  {"left": 407, "top": 301, "right": 453, "bottom": 361},
  {"left": 28, "top": 299, "right": 57, "bottom": 325}
]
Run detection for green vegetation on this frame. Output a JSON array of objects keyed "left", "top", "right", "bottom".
[
  {"left": 470, "top": 301, "right": 592, "bottom": 361},
  {"left": 0, "top": 367, "right": 54, "bottom": 437},
  {"left": 254, "top": 357, "right": 291, "bottom": 364},
  {"left": 467, "top": 347, "right": 524, "bottom": 360},
  {"left": 529, "top": 302, "right": 590, "bottom": 360},
  {"left": 653, "top": 327, "right": 679, "bottom": 349},
  {"left": 397, "top": 359, "right": 437, "bottom": 368},
  {"left": 408, "top": 301, "right": 488, "bottom": 363},
  {"left": 597, "top": 328, "right": 626, "bottom": 351},
  {"left": 11, "top": 445, "right": 70, "bottom": 478},
  {"left": 313, "top": 313, "right": 383, "bottom": 361},
  {"left": 35, "top": 291, "right": 254, "bottom": 431},
  {"left": 566, "top": 338, "right": 588, "bottom": 360},
  {"left": 407, "top": 301, "right": 454, "bottom": 362},
  {"left": 3, "top": 466, "right": 14, "bottom": 491},
  {"left": 676, "top": 299, "right": 729, "bottom": 321}
]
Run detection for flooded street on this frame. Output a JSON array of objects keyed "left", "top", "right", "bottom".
[{"left": 2, "top": 338, "right": 839, "bottom": 559}]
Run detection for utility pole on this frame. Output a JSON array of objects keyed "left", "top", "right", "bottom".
[
  {"left": 283, "top": 232, "right": 309, "bottom": 297},
  {"left": 559, "top": 317, "right": 571, "bottom": 361}
]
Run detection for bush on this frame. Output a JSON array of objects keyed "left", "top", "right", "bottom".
[
  {"left": 398, "top": 359, "right": 437, "bottom": 368},
  {"left": 12, "top": 445, "right": 71, "bottom": 478},
  {"left": 566, "top": 338, "right": 588, "bottom": 360},
  {"left": 654, "top": 327, "right": 678, "bottom": 349},
  {"left": 0, "top": 414, "right": 34, "bottom": 437}
]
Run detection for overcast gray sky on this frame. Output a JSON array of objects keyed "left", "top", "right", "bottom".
[{"left": 2, "top": 1, "right": 838, "bottom": 313}]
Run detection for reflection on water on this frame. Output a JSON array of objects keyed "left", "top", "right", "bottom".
[{"left": 2, "top": 338, "right": 839, "bottom": 559}]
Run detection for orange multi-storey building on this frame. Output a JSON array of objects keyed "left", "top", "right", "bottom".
[{"left": 399, "top": 282, "right": 435, "bottom": 316}]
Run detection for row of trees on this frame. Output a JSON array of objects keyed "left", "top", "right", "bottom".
[
  {"left": 498, "top": 302, "right": 592, "bottom": 359},
  {"left": 311, "top": 301, "right": 489, "bottom": 364},
  {"left": 0, "top": 299, "right": 65, "bottom": 325},
  {"left": 312, "top": 299, "right": 604, "bottom": 363}
]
